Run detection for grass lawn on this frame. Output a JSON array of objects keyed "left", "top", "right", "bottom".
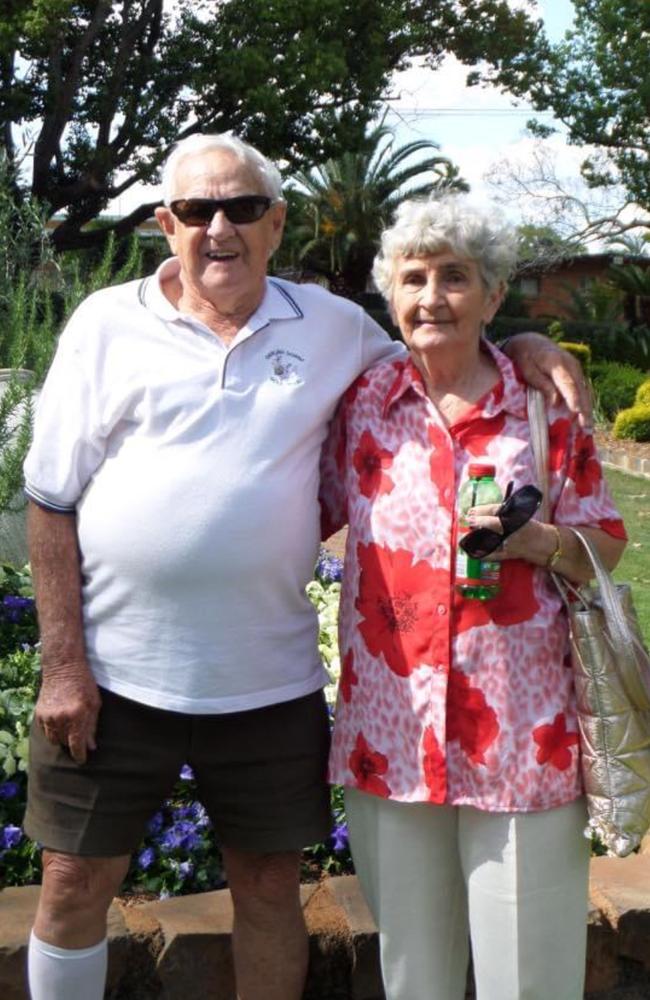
[{"left": 606, "top": 467, "right": 650, "bottom": 644}]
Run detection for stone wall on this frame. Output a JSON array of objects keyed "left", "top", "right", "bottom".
[{"left": 2, "top": 857, "right": 650, "bottom": 999}]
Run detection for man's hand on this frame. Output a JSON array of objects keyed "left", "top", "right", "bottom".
[
  {"left": 502, "top": 333, "right": 592, "bottom": 427},
  {"left": 28, "top": 503, "right": 99, "bottom": 765},
  {"left": 35, "top": 665, "right": 101, "bottom": 764}
]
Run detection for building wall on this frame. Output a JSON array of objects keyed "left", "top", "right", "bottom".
[{"left": 517, "top": 255, "right": 650, "bottom": 321}]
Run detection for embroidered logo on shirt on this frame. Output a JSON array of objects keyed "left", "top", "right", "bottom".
[{"left": 266, "top": 349, "right": 305, "bottom": 385}]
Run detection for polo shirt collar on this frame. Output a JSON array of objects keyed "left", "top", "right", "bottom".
[
  {"left": 382, "top": 339, "right": 528, "bottom": 421},
  {"left": 141, "top": 259, "right": 303, "bottom": 333}
]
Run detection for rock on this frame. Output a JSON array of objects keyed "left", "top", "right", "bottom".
[
  {"left": 138, "top": 890, "right": 236, "bottom": 1000},
  {"left": 0, "top": 886, "right": 41, "bottom": 1000},
  {"left": 586, "top": 904, "right": 620, "bottom": 994},
  {"left": 0, "top": 886, "right": 130, "bottom": 1000},
  {"left": 590, "top": 854, "right": 650, "bottom": 969}
]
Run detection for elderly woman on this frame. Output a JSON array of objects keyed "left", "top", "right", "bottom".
[{"left": 319, "top": 195, "right": 627, "bottom": 1000}]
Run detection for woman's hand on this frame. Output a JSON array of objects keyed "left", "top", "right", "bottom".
[
  {"left": 467, "top": 505, "right": 626, "bottom": 583},
  {"left": 467, "top": 504, "right": 557, "bottom": 566}
]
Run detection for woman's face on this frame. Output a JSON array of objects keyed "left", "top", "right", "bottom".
[{"left": 390, "top": 251, "right": 504, "bottom": 359}]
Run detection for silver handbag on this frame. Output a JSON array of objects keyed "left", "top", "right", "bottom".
[{"left": 528, "top": 388, "right": 650, "bottom": 856}]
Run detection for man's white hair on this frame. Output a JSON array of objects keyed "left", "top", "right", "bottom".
[
  {"left": 161, "top": 134, "right": 284, "bottom": 204},
  {"left": 372, "top": 195, "right": 518, "bottom": 300}
]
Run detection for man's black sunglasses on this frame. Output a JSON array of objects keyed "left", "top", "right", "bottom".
[
  {"left": 169, "top": 195, "right": 274, "bottom": 226},
  {"left": 459, "top": 483, "right": 543, "bottom": 560}
]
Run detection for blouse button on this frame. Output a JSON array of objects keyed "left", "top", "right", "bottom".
[{"left": 437, "top": 604, "right": 447, "bottom": 616}]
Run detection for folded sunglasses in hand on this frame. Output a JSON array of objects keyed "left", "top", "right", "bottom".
[{"left": 459, "top": 483, "right": 543, "bottom": 560}]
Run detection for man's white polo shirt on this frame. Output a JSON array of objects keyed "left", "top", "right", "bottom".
[{"left": 24, "top": 260, "right": 403, "bottom": 713}]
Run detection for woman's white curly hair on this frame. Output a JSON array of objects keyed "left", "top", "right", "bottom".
[{"left": 372, "top": 194, "right": 518, "bottom": 300}]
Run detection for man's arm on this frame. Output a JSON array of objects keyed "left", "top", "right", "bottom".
[
  {"left": 28, "top": 501, "right": 101, "bottom": 764},
  {"left": 501, "top": 333, "right": 592, "bottom": 427}
]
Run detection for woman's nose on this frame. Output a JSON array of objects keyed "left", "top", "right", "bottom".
[{"left": 420, "top": 276, "right": 443, "bottom": 306}]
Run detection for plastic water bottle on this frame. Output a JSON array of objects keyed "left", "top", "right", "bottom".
[{"left": 456, "top": 463, "right": 503, "bottom": 600}]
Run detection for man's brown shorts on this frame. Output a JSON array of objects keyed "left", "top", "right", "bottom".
[{"left": 24, "top": 687, "right": 332, "bottom": 857}]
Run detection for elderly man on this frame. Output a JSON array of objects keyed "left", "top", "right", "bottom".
[{"left": 22, "top": 133, "right": 588, "bottom": 1000}]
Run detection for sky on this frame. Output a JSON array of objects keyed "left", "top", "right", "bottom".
[
  {"left": 380, "top": 0, "right": 578, "bottom": 225},
  {"left": 111, "top": 0, "right": 587, "bottom": 230}
]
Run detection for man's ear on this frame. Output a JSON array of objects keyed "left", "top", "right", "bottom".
[
  {"left": 155, "top": 206, "right": 177, "bottom": 253},
  {"left": 269, "top": 200, "right": 287, "bottom": 254}
]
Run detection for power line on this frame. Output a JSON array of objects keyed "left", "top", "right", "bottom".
[{"left": 383, "top": 107, "right": 555, "bottom": 117}]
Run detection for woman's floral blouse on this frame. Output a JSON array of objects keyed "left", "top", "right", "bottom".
[{"left": 320, "top": 344, "right": 626, "bottom": 811}]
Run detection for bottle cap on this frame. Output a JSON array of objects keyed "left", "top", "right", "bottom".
[{"left": 468, "top": 463, "right": 495, "bottom": 478}]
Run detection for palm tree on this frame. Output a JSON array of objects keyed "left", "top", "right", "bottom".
[
  {"left": 288, "top": 121, "right": 467, "bottom": 296},
  {"left": 608, "top": 263, "right": 650, "bottom": 325}
]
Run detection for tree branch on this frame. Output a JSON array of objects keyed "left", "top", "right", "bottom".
[
  {"left": 50, "top": 199, "right": 162, "bottom": 253},
  {"left": 33, "top": 1, "right": 113, "bottom": 195}
]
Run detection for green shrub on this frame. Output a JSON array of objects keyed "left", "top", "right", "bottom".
[
  {"left": 557, "top": 341, "right": 591, "bottom": 374},
  {"left": 487, "top": 317, "right": 650, "bottom": 368},
  {"left": 1, "top": 552, "right": 353, "bottom": 892},
  {"left": 635, "top": 380, "right": 650, "bottom": 407},
  {"left": 0, "top": 155, "right": 145, "bottom": 520},
  {"left": 590, "top": 361, "right": 647, "bottom": 421},
  {"left": 612, "top": 405, "right": 650, "bottom": 441},
  {"left": 547, "top": 320, "right": 565, "bottom": 341}
]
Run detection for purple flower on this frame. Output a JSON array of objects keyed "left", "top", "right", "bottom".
[
  {"left": 316, "top": 549, "right": 343, "bottom": 584},
  {"left": 1, "top": 824, "right": 23, "bottom": 849},
  {"left": 331, "top": 822, "right": 349, "bottom": 853},
  {"left": 1, "top": 595, "right": 35, "bottom": 623},
  {"left": 138, "top": 847, "right": 156, "bottom": 871},
  {"left": 179, "top": 764, "right": 194, "bottom": 781},
  {"left": 146, "top": 811, "right": 164, "bottom": 835},
  {"left": 0, "top": 781, "right": 20, "bottom": 800},
  {"left": 178, "top": 860, "right": 194, "bottom": 880},
  {"left": 189, "top": 802, "right": 210, "bottom": 828},
  {"left": 160, "top": 820, "right": 202, "bottom": 854}
]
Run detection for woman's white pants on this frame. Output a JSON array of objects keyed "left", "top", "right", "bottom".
[{"left": 344, "top": 790, "right": 590, "bottom": 1000}]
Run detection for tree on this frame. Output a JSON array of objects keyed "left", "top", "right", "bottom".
[
  {"left": 608, "top": 264, "right": 650, "bottom": 327},
  {"left": 1, "top": 0, "right": 542, "bottom": 251},
  {"left": 486, "top": 143, "right": 649, "bottom": 250},
  {"left": 516, "top": 222, "right": 586, "bottom": 269},
  {"left": 493, "top": 0, "right": 650, "bottom": 214},
  {"left": 287, "top": 121, "right": 467, "bottom": 294}
]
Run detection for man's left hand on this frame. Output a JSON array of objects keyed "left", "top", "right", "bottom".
[{"left": 502, "top": 333, "right": 592, "bottom": 428}]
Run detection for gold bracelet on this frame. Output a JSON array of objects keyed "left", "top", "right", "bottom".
[{"left": 547, "top": 525, "right": 563, "bottom": 568}]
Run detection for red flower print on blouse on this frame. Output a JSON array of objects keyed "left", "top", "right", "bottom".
[
  {"left": 447, "top": 668, "right": 500, "bottom": 765},
  {"left": 355, "top": 543, "right": 449, "bottom": 676},
  {"left": 598, "top": 517, "right": 628, "bottom": 540},
  {"left": 533, "top": 713, "right": 579, "bottom": 771},
  {"left": 549, "top": 417, "right": 571, "bottom": 472},
  {"left": 339, "top": 649, "right": 359, "bottom": 704},
  {"left": 422, "top": 726, "right": 446, "bottom": 803},
  {"left": 454, "top": 560, "right": 540, "bottom": 634},
  {"left": 568, "top": 429, "right": 602, "bottom": 497},
  {"left": 342, "top": 373, "right": 370, "bottom": 407},
  {"left": 349, "top": 731, "right": 392, "bottom": 797},
  {"left": 428, "top": 424, "right": 452, "bottom": 489},
  {"left": 453, "top": 412, "right": 505, "bottom": 456},
  {"left": 353, "top": 429, "right": 395, "bottom": 499}
]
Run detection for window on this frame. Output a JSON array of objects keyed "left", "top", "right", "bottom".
[{"left": 519, "top": 277, "right": 540, "bottom": 298}]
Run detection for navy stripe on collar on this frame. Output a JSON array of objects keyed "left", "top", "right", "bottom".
[{"left": 268, "top": 280, "right": 304, "bottom": 319}]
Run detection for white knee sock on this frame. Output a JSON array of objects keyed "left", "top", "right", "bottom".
[{"left": 28, "top": 931, "right": 108, "bottom": 1000}]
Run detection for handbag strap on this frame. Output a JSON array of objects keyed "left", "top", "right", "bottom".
[
  {"left": 527, "top": 387, "right": 551, "bottom": 523},
  {"left": 526, "top": 388, "right": 650, "bottom": 702}
]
